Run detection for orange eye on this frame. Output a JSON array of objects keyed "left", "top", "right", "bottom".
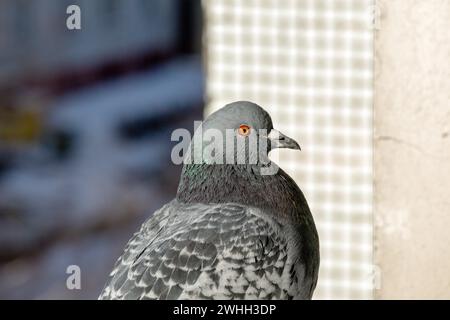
[{"left": 238, "top": 124, "right": 251, "bottom": 136}]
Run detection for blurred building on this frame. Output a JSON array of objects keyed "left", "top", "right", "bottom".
[
  {"left": 0, "top": 0, "right": 202, "bottom": 145},
  {"left": 0, "top": 0, "right": 189, "bottom": 88},
  {"left": 0, "top": 0, "right": 204, "bottom": 299}
]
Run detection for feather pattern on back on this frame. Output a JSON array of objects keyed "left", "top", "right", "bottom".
[{"left": 100, "top": 201, "right": 315, "bottom": 300}]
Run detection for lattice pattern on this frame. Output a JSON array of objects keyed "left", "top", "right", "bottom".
[{"left": 203, "top": 0, "right": 373, "bottom": 299}]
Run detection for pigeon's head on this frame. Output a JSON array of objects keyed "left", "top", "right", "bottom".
[{"left": 185, "top": 101, "right": 300, "bottom": 166}]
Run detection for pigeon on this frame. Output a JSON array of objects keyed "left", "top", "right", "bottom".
[{"left": 99, "top": 101, "right": 319, "bottom": 300}]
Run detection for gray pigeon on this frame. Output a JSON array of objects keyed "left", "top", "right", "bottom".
[{"left": 99, "top": 101, "right": 319, "bottom": 300}]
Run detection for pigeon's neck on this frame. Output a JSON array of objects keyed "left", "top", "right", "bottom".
[{"left": 176, "top": 163, "right": 311, "bottom": 221}]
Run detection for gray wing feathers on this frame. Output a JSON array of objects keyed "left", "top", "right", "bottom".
[
  {"left": 100, "top": 202, "right": 299, "bottom": 300},
  {"left": 99, "top": 202, "right": 173, "bottom": 299}
]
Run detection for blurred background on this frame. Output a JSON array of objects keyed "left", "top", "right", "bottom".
[{"left": 0, "top": 0, "right": 204, "bottom": 299}]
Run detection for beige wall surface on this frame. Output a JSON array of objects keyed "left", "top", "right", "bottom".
[{"left": 374, "top": 0, "right": 450, "bottom": 298}]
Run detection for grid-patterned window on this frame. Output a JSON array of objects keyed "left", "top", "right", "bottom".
[{"left": 203, "top": 0, "right": 373, "bottom": 299}]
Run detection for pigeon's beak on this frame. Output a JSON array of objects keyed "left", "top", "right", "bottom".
[{"left": 269, "top": 129, "right": 301, "bottom": 150}]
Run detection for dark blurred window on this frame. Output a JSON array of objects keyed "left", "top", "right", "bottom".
[
  {"left": 43, "top": 129, "right": 77, "bottom": 161},
  {"left": 0, "top": 153, "right": 13, "bottom": 177},
  {"left": 118, "top": 110, "right": 182, "bottom": 141},
  {"left": 119, "top": 114, "right": 167, "bottom": 141}
]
